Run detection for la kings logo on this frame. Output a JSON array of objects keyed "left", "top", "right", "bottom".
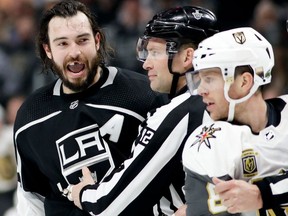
[{"left": 56, "top": 124, "right": 114, "bottom": 183}]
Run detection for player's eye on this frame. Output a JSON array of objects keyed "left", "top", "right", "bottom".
[
  {"left": 58, "top": 41, "right": 68, "bottom": 46},
  {"left": 79, "top": 38, "right": 89, "bottom": 43}
]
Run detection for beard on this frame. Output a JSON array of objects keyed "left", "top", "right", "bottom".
[{"left": 51, "top": 55, "right": 102, "bottom": 93}]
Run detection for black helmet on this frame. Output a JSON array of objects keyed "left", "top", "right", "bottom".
[
  {"left": 144, "top": 6, "right": 218, "bottom": 44},
  {"left": 137, "top": 6, "right": 219, "bottom": 61}
]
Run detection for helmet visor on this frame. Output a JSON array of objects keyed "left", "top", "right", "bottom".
[
  {"left": 136, "top": 36, "right": 149, "bottom": 62},
  {"left": 136, "top": 36, "right": 180, "bottom": 62},
  {"left": 185, "top": 70, "right": 200, "bottom": 95}
]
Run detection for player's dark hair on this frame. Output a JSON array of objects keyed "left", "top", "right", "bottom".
[
  {"left": 235, "top": 65, "right": 254, "bottom": 77},
  {"left": 36, "top": 0, "right": 113, "bottom": 73}
]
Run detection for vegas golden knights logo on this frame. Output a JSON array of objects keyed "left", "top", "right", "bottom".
[
  {"left": 190, "top": 123, "right": 221, "bottom": 151},
  {"left": 242, "top": 149, "right": 258, "bottom": 177},
  {"left": 233, "top": 31, "right": 246, "bottom": 44}
]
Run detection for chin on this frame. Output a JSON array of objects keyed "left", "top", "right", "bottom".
[
  {"left": 210, "top": 114, "right": 220, "bottom": 121},
  {"left": 151, "top": 85, "right": 159, "bottom": 92}
]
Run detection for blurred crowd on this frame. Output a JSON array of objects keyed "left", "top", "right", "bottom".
[{"left": 0, "top": 0, "right": 287, "bottom": 215}]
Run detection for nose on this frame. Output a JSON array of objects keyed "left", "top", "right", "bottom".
[
  {"left": 69, "top": 43, "right": 81, "bottom": 59},
  {"left": 197, "top": 82, "right": 208, "bottom": 96},
  {"left": 142, "top": 58, "right": 152, "bottom": 71}
]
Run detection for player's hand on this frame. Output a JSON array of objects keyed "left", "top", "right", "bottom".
[
  {"left": 174, "top": 204, "right": 187, "bottom": 216},
  {"left": 212, "top": 177, "right": 263, "bottom": 213},
  {"left": 72, "top": 166, "right": 95, "bottom": 209}
]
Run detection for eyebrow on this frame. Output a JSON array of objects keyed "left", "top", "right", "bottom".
[
  {"left": 147, "top": 44, "right": 165, "bottom": 51},
  {"left": 52, "top": 33, "right": 92, "bottom": 43}
]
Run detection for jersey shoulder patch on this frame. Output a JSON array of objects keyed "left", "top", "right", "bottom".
[{"left": 182, "top": 121, "right": 251, "bottom": 176}]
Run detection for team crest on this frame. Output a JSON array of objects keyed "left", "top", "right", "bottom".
[
  {"left": 192, "top": 10, "right": 203, "bottom": 20},
  {"left": 56, "top": 124, "right": 114, "bottom": 184},
  {"left": 233, "top": 31, "right": 246, "bottom": 44},
  {"left": 70, "top": 100, "right": 79, "bottom": 109},
  {"left": 242, "top": 149, "right": 258, "bottom": 177},
  {"left": 190, "top": 123, "right": 221, "bottom": 151}
]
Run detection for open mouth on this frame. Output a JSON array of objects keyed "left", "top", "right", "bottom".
[
  {"left": 67, "top": 62, "right": 85, "bottom": 73},
  {"left": 204, "top": 101, "right": 215, "bottom": 110}
]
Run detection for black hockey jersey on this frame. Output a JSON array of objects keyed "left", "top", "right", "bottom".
[
  {"left": 14, "top": 66, "right": 166, "bottom": 215},
  {"left": 255, "top": 170, "right": 288, "bottom": 211}
]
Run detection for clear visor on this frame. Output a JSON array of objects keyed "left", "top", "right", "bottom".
[
  {"left": 136, "top": 36, "right": 149, "bottom": 62},
  {"left": 136, "top": 36, "right": 179, "bottom": 62},
  {"left": 185, "top": 70, "right": 200, "bottom": 95}
]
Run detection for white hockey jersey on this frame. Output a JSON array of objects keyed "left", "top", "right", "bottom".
[{"left": 182, "top": 95, "right": 288, "bottom": 216}]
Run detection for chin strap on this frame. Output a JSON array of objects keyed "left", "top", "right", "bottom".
[
  {"left": 168, "top": 56, "right": 192, "bottom": 99},
  {"left": 224, "top": 82, "right": 260, "bottom": 122},
  {"left": 168, "top": 55, "right": 186, "bottom": 99},
  {"left": 227, "top": 100, "right": 236, "bottom": 122},
  {"left": 167, "top": 57, "right": 176, "bottom": 99},
  {"left": 169, "top": 74, "right": 180, "bottom": 99}
]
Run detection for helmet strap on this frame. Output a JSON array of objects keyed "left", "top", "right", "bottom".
[
  {"left": 168, "top": 56, "right": 179, "bottom": 99},
  {"left": 224, "top": 82, "right": 260, "bottom": 122},
  {"left": 167, "top": 53, "right": 188, "bottom": 99},
  {"left": 169, "top": 74, "right": 180, "bottom": 99},
  {"left": 227, "top": 100, "right": 235, "bottom": 122}
]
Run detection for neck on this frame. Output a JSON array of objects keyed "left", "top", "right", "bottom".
[{"left": 234, "top": 94, "right": 267, "bottom": 133}]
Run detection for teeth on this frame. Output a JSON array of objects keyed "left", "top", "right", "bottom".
[{"left": 69, "top": 62, "right": 79, "bottom": 66}]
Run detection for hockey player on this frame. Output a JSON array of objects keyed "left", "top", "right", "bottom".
[
  {"left": 13, "top": 1, "right": 165, "bottom": 215},
  {"left": 68, "top": 5, "right": 218, "bottom": 216},
  {"left": 182, "top": 27, "right": 288, "bottom": 215},
  {"left": 210, "top": 20, "right": 288, "bottom": 215}
]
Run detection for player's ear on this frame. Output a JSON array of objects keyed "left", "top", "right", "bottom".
[
  {"left": 239, "top": 72, "right": 254, "bottom": 95},
  {"left": 180, "top": 47, "right": 194, "bottom": 73},
  {"left": 184, "top": 47, "right": 194, "bottom": 65},
  {"left": 241, "top": 72, "right": 253, "bottom": 88},
  {"left": 95, "top": 32, "right": 100, "bottom": 51},
  {"left": 43, "top": 44, "right": 52, "bottom": 59}
]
